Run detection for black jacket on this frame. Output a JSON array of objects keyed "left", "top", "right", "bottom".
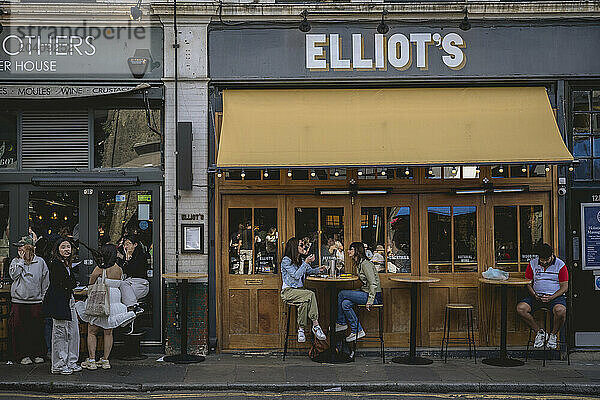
[
  {"left": 118, "top": 247, "right": 148, "bottom": 279},
  {"left": 42, "top": 258, "right": 77, "bottom": 320}
]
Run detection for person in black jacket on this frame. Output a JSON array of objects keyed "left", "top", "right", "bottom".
[
  {"left": 117, "top": 235, "right": 149, "bottom": 313},
  {"left": 43, "top": 238, "right": 81, "bottom": 375}
]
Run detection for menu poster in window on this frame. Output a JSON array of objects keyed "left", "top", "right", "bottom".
[
  {"left": 182, "top": 224, "right": 204, "bottom": 253},
  {"left": 581, "top": 203, "right": 600, "bottom": 270}
]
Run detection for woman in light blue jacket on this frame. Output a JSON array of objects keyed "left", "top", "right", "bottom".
[{"left": 280, "top": 237, "right": 326, "bottom": 343}]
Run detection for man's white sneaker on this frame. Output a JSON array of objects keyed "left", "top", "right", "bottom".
[
  {"left": 534, "top": 329, "right": 546, "bottom": 348},
  {"left": 312, "top": 325, "right": 326, "bottom": 340},
  {"left": 547, "top": 333, "right": 558, "bottom": 349},
  {"left": 346, "top": 330, "right": 366, "bottom": 342},
  {"left": 20, "top": 357, "right": 32, "bottom": 365},
  {"left": 335, "top": 323, "right": 348, "bottom": 332},
  {"left": 297, "top": 328, "right": 306, "bottom": 343},
  {"left": 33, "top": 357, "right": 44, "bottom": 364}
]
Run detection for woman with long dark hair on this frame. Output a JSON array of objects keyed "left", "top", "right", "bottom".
[
  {"left": 75, "top": 244, "right": 136, "bottom": 370},
  {"left": 280, "top": 237, "right": 326, "bottom": 342},
  {"left": 336, "top": 242, "right": 382, "bottom": 342},
  {"left": 43, "top": 238, "right": 80, "bottom": 374}
]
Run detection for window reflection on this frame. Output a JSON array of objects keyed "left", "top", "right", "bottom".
[
  {"left": 428, "top": 207, "right": 451, "bottom": 273},
  {"left": 520, "top": 205, "right": 543, "bottom": 266},
  {"left": 494, "top": 206, "right": 518, "bottom": 272},
  {"left": 453, "top": 206, "right": 477, "bottom": 272},
  {"left": 254, "top": 209, "right": 278, "bottom": 274},
  {"left": 361, "top": 208, "right": 385, "bottom": 272},
  {"left": 94, "top": 109, "right": 162, "bottom": 168},
  {"left": 387, "top": 207, "right": 411, "bottom": 273},
  {"left": 0, "top": 111, "right": 17, "bottom": 169},
  {"left": 295, "top": 207, "right": 318, "bottom": 266},
  {"left": 0, "top": 192, "right": 9, "bottom": 279},
  {"left": 321, "top": 208, "right": 344, "bottom": 272},
  {"left": 228, "top": 208, "right": 252, "bottom": 274}
]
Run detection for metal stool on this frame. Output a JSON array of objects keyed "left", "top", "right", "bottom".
[
  {"left": 525, "top": 307, "right": 570, "bottom": 366},
  {"left": 441, "top": 303, "right": 476, "bottom": 363},
  {"left": 354, "top": 303, "right": 385, "bottom": 363},
  {"left": 283, "top": 302, "right": 303, "bottom": 361}
]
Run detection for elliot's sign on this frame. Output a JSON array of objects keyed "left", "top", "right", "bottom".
[{"left": 306, "top": 32, "right": 465, "bottom": 71}]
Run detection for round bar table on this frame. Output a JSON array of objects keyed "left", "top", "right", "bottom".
[
  {"left": 389, "top": 275, "right": 440, "bottom": 365},
  {"left": 478, "top": 277, "right": 532, "bottom": 367},
  {"left": 162, "top": 273, "right": 208, "bottom": 364},
  {"left": 305, "top": 275, "right": 358, "bottom": 363}
]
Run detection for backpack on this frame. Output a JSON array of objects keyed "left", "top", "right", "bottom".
[
  {"left": 308, "top": 336, "right": 330, "bottom": 362},
  {"left": 334, "top": 333, "right": 355, "bottom": 362}
]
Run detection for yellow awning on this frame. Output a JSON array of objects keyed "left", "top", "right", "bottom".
[{"left": 216, "top": 87, "right": 573, "bottom": 169}]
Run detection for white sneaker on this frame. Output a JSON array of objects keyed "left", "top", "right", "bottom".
[
  {"left": 346, "top": 329, "right": 366, "bottom": 342},
  {"left": 547, "top": 333, "right": 558, "bottom": 349},
  {"left": 33, "top": 357, "right": 44, "bottom": 364},
  {"left": 70, "top": 364, "right": 82, "bottom": 373},
  {"left": 20, "top": 357, "right": 32, "bottom": 365},
  {"left": 534, "top": 329, "right": 546, "bottom": 348},
  {"left": 297, "top": 328, "right": 306, "bottom": 343},
  {"left": 312, "top": 325, "right": 326, "bottom": 340},
  {"left": 81, "top": 358, "right": 97, "bottom": 370},
  {"left": 335, "top": 323, "right": 348, "bottom": 332}
]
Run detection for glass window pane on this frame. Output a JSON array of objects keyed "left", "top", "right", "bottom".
[
  {"left": 574, "top": 158, "right": 591, "bottom": 180},
  {"left": 573, "top": 136, "right": 591, "bottom": 157},
  {"left": 529, "top": 164, "right": 547, "bottom": 177},
  {"left": 593, "top": 137, "right": 600, "bottom": 157},
  {"left": 29, "top": 191, "right": 79, "bottom": 240},
  {"left": 243, "top": 170, "right": 261, "bottom": 180},
  {"left": 444, "top": 166, "right": 460, "bottom": 179},
  {"left": 321, "top": 208, "right": 344, "bottom": 273},
  {"left": 494, "top": 206, "right": 518, "bottom": 272},
  {"left": 228, "top": 208, "right": 252, "bottom": 274},
  {"left": 94, "top": 109, "right": 162, "bottom": 168},
  {"left": 593, "top": 159, "right": 600, "bottom": 181},
  {"left": 309, "top": 169, "right": 328, "bottom": 180},
  {"left": 295, "top": 207, "right": 319, "bottom": 266},
  {"left": 454, "top": 206, "right": 477, "bottom": 272},
  {"left": 329, "top": 168, "right": 347, "bottom": 180},
  {"left": 0, "top": 192, "right": 9, "bottom": 275},
  {"left": 462, "top": 167, "right": 480, "bottom": 179},
  {"left": 573, "top": 113, "right": 591, "bottom": 134},
  {"left": 509, "top": 165, "right": 527, "bottom": 177},
  {"left": 360, "top": 207, "right": 385, "bottom": 272},
  {"left": 491, "top": 165, "right": 508, "bottom": 178},
  {"left": 520, "top": 205, "right": 543, "bottom": 266},
  {"left": 427, "top": 167, "right": 442, "bottom": 179},
  {"left": 428, "top": 206, "right": 451, "bottom": 273},
  {"left": 573, "top": 91, "right": 590, "bottom": 111},
  {"left": 0, "top": 111, "right": 17, "bottom": 169},
  {"left": 387, "top": 207, "right": 411, "bottom": 274},
  {"left": 291, "top": 169, "right": 309, "bottom": 180},
  {"left": 593, "top": 114, "right": 600, "bottom": 134},
  {"left": 358, "top": 168, "right": 376, "bottom": 180},
  {"left": 593, "top": 91, "right": 600, "bottom": 111},
  {"left": 254, "top": 209, "right": 278, "bottom": 274},
  {"left": 262, "top": 170, "right": 280, "bottom": 181}
]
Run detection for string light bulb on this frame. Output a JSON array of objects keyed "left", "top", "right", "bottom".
[
  {"left": 451, "top": 166, "right": 457, "bottom": 175},
  {"left": 358, "top": 169, "right": 363, "bottom": 176},
  {"left": 310, "top": 169, "right": 316, "bottom": 177},
  {"left": 334, "top": 169, "right": 340, "bottom": 177},
  {"left": 521, "top": 165, "right": 527, "bottom": 173},
  {"left": 287, "top": 169, "right": 292, "bottom": 178},
  {"left": 428, "top": 167, "right": 434, "bottom": 175},
  {"left": 404, "top": 167, "right": 410, "bottom": 176},
  {"left": 217, "top": 170, "right": 222, "bottom": 178},
  {"left": 381, "top": 169, "right": 386, "bottom": 176},
  {"left": 498, "top": 166, "right": 504, "bottom": 174},
  {"left": 475, "top": 166, "right": 480, "bottom": 174},
  {"left": 545, "top": 165, "right": 550, "bottom": 172},
  {"left": 568, "top": 165, "right": 574, "bottom": 172},
  {"left": 263, "top": 170, "right": 269, "bottom": 178},
  {"left": 240, "top": 170, "right": 246, "bottom": 179}
]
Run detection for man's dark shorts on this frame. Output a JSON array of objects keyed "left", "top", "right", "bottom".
[{"left": 519, "top": 295, "right": 566, "bottom": 312}]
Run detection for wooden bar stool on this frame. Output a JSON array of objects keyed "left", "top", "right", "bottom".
[
  {"left": 354, "top": 303, "right": 385, "bottom": 363},
  {"left": 440, "top": 303, "right": 476, "bottom": 363},
  {"left": 283, "top": 302, "right": 303, "bottom": 361}
]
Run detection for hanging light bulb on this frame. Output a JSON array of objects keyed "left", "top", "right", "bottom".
[
  {"left": 263, "top": 170, "right": 269, "bottom": 178},
  {"left": 498, "top": 166, "right": 504, "bottom": 174},
  {"left": 475, "top": 165, "right": 480, "bottom": 174},
  {"left": 545, "top": 165, "right": 550, "bottom": 172},
  {"left": 404, "top": 167, "right": 410, "bottom": 176},
  {"left": 428, "top": 167, "right": 434, "bottom": 175},
  {"left": 568, "top": 165, "right": 574, "bottom": 172},
  {"left": 381, "top": 169, "right": 386, "bottom": 176},
  {"left": 217, "top": 170, "right": 222, "bottom": 178},
  {"left": 334, "top": 169, "right": 340, "bottom": 177},
  {"left": 64, "top": 216, "right": 68, "bottom": 221},
  {"left": 357, "top": 169, "right": 363, "bottom": 176},
  {"left": 287, "top": 169, "right": 292, "bottom": 178},
  {"left": 451, "top": 166, "right": 457, "bottom": 175},
  {"left": 240, "top": 170, "right": 246, "bottom": 179},
  {"left": 310, "top": 169, "right": 316, "bottom": 177},
  {"left": 521, "top": 165, "right": 527, "bottom": 173}
]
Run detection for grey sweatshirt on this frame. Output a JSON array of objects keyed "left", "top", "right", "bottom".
[{"left": 9, "top": 256, "right": 50, "bottom": 304}]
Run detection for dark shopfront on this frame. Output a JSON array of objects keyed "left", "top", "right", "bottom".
[
  {"left": 0, "top": 25, "right": 165, "bottom": 344},
  {"left": 207, "top": 22, "right": 600, "bottom": 352}
]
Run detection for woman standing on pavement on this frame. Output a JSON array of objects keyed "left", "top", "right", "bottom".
[
  {"left": 8, "top": 236, "right": 49, "bottom": 365},
  {"left": 336, "top": 242, "right": 382, "bottom": 342},
  {"left": 43, "top": 238, "right": 81, "bottom": 375}
]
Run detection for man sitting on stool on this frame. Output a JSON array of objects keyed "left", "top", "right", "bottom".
[{"left": 516, "top": 243, "right": 568, "bottom": 349}]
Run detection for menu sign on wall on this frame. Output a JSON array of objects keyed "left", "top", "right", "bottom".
[{"left": 581, "top": 203, "right": 600, "bottom": 270}]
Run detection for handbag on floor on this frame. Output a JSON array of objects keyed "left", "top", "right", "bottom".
[{"left": 85, "top": 269, "right": 111, "bottom": 317}]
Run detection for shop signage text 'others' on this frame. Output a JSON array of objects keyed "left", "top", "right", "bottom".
[{"left": 306, "top": 33, "right": 465, "bottom": 71}]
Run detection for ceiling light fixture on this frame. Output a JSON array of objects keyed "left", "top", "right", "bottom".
[
  {"left": 299, "top": 9, "right": 311, "bottom": 33},
  {"left": 459, "top": 7, "right": 471, "bottom": 31},
  {"left": 377, "top": 9, "right": 389, "bottom": 34}
]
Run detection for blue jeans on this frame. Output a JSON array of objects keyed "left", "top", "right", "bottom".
[{"left": 337, "top": 290, "right": 382, "bottom": 333}]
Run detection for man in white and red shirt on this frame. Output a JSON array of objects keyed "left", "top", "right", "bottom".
[{"left": 516, "top": 243, "right": 568, "bottom": 350}]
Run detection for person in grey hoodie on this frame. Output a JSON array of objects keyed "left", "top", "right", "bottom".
[{"left": 8, "top": 236, "right": 49, "bottom": 365}]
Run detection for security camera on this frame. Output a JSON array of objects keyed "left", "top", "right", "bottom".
[{"left": 558, "top": 187, "right": 567, "bottom": 196}]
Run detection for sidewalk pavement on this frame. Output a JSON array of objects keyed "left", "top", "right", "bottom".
[{"left": 1, "top": 352, "right": 599, "bottom": 394}]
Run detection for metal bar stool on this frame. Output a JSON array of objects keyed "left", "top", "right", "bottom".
[
  {"left": 525, "top": 307, "right": 570, "bottom": 366},
  {"left": 353, "top": 304, "right": 385, "bottom": 363},
  {"left": 440, "top": 303, "right": 476, "bottom": 363}
]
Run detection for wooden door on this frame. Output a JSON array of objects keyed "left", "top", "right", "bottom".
[
  {"left": 419, "top": 194, "right": 484, "bottom": 347},
  {"left": 352, "top": 194, "right": 419, "bottom": 348},
  {"left": 220, "top": 195, "right": 284, "bottom": 349}
]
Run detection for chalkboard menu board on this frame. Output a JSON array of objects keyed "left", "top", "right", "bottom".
[{"left": 581, "top": 203, "right": 600, "bottom": 270}]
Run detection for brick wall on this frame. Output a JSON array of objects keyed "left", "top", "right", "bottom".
[{"left": 165, "top": 282, "right": 208, "bottom": 355}]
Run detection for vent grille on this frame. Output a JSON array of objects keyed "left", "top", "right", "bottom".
[{"left": 22, "top": 111, "right": 89, "bottom": 169}]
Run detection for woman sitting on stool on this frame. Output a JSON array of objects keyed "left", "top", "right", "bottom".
[
  {"left": 280, "top": 237, "right": 327, "bottom": 343},
  {"left": 336, "top": 242, "right": 383, "bottom": 342}
]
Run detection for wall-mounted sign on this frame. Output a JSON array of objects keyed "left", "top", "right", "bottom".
[
  {"left": 581, "top": 203, "right": 600, "bottom": 270},
  {"left": 0, "top": 25, "right": 163, "bottom": 80},
  {"left": 0, "top": 85, "right": 140, "bottom": 98},
  {"left": 182, "top": 213, "right": 204, "bottom": 221},
  {"left": 137, "top": 194, "right": 152, "bottom": 202},
  {"left": 182, "top": 224, "right": 204, "bottom": 254},
  {"left": 209, "top": 24, "right": 600, "bottom": 80}
]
